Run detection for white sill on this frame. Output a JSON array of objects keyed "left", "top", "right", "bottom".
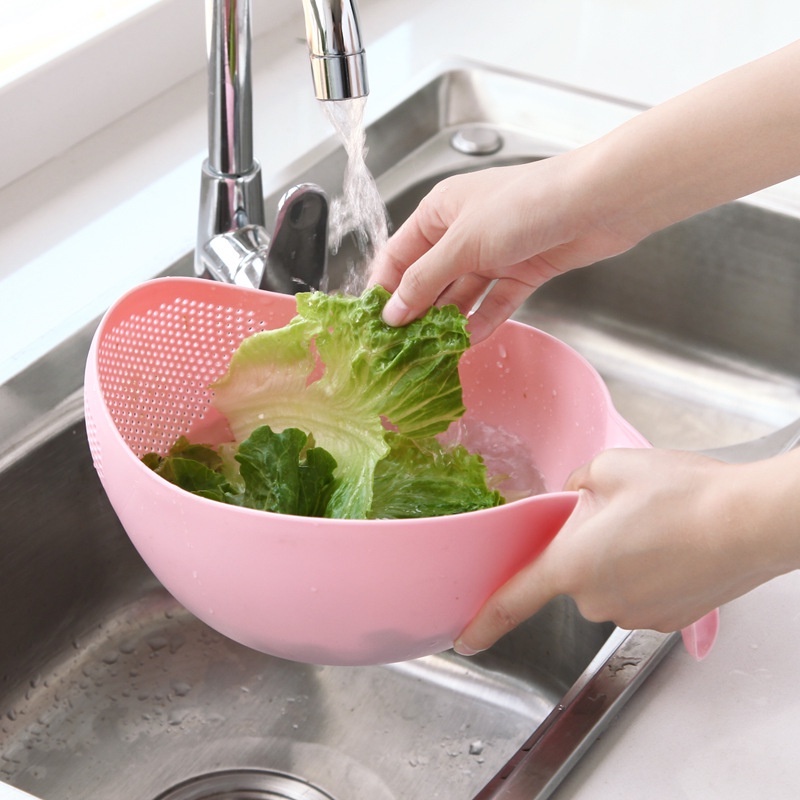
[
  {"left": 0, "top": 0, "right": 298, "bottom": 192},
  {"left": 4, "top": 0, "right": 800, "bottom": 387},
  {"left": 0, "top": 5, "right": 313, "bottom": 385},
  {"left": 0, "top": 0, "right": 413, "bottom": 385}
]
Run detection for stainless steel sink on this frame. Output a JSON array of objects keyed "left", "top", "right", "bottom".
[{"left": 2, "top": 62, "right": 800, "bottom": 800}]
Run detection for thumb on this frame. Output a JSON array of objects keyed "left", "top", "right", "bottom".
[
  {"left": 453, "top": 486, "right": 601, "bottom": 656},
  {"left": 453, "top": 552, "right": 559, "bottom": 656}
]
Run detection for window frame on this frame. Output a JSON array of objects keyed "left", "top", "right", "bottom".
[{"left": 0, "top": 0, "right": 295, "bottom": 192}]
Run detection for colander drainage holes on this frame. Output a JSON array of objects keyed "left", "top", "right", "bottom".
[{"left": 152, "top": 769, "right": 339, "bottom": 800}]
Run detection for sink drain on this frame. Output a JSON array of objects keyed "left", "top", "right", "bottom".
[
  {"left": 450, "top": 125, "right": 504, "bottom": 156},
  {"left": 153, "top": 769, "right": 338, "bottom": 800}
]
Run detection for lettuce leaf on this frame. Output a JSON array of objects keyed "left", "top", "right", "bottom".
[
  {"left": 370, "top": 433, "right": 504, "bottom": 519},
  {"left": 210, "top": 286, "right": 482, "bottom": 518},
  {"left": 145, "top": 287, "right": 504, "bottom": 519},
  {"left": 143, "top": 429, "right": 337, "bottom": 517},
  {"left": 234, "top": 425, "right": 337, "bottom": 516}
]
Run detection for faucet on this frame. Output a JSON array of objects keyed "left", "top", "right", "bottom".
[{"left": 196, "top": 0, "right": 368, "bottom": 291}]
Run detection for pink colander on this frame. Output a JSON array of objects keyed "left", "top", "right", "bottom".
[{"left": 84, "top": 276, "right": 717, "bottom": 665}]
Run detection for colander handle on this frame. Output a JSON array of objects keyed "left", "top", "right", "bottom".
[
  {"left": 682, "top": 609, "right": 720, "bottom": 661},
  {"left": 603, "top": 407, "right": 651, "bottom": 450}
]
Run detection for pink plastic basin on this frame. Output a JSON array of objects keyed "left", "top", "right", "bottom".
[{"left": 84, "top": 277, "right": 649, "bottom": 665}]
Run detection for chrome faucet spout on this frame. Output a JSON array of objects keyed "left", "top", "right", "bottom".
[
  {"left": 302, "top": 0, "right": 369, "bottom": 100},
  {"left": 196, "top": 0, "right": 368, "bottom": 290}
]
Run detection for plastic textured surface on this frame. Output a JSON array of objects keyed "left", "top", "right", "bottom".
[{"left": 84, "top": 277, "right": 715, "bottom": 665}]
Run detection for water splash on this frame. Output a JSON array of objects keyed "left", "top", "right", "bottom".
[
  {"left": 441, "top": 416, "right": 547, "bottom": 500},
  {"left": 322, "top": 97, "right": 389, "bottom": 294}
]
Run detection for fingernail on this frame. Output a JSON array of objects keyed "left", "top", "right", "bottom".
[
  {"left": 382, "top": 295, "right": 410, "bottom": 327},
  {"left": 453, "top": 639, "right": 483, "bottom": 657}
]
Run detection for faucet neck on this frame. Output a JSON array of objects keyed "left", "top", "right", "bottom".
[
  {"left": 197, "top": 0, "right": 369, "bottom": 286},
  {"left": 206, "top": 0, "right": 255, "bottom": 177}
]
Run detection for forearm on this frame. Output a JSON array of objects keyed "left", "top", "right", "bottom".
[
  {"left": 579, "top": 39, "right": 800, "bottom": 242},
  {"left": 372, "top": 39, "right": 800, "bottom": 341},
  {"left": 725, "top": 447, "right": 800, "bottom": 582}
]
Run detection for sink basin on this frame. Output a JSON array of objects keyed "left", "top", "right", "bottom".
[{"left": 2, "top": 62, "right": 799, "bottom": 800}]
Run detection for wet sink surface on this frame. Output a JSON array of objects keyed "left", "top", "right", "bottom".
[
  {"left": 2, "top": 63, "right": 800, "bottom": 800},
  {"left": 0, "top": 571, "right": 555, "bottom": 799},
  {"left": 1, "top": 413, "right": 610, "bottom": 800}
]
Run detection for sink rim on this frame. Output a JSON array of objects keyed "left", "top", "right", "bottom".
[{"left": 3, "top": 59, "right": 800, "bottom": 800}]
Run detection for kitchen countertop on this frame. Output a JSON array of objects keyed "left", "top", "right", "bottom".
[
  {"left": 2, "top": 0, "right": 800, "bottom": 796},
  {"left": 560, "top": 572, "right": 800, "bottom": 798}
]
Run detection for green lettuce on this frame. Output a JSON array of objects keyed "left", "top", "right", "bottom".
[
  {"left": 145, "top": 286, "right": 504, "bottom": 519},
  {"left": 143, "top": 428, "right": 337, "bottom": 517},
  {"left": 371, "top": 433, "right": 504, "bottom": 519}
]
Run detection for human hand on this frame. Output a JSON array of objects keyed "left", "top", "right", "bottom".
[
  {"left": 370, "top": 42, "right": 800, "bottom": 345},
  {"left": 368, "top": 155, "right": 641, "bottom": 344},
  {"left": 453, "top": 447, "right": 800, "bottom": 655}
]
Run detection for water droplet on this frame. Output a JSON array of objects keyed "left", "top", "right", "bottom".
[
  {"left": 168, "top": 709, "right": 188, "bottom": 726},
  {"left": 147, "top": 635, "right": 169, "bottom": 652}
]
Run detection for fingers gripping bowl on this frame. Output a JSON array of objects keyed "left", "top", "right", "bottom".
[{"left": 84, "top": 277, "right": 647, "bottom": 666}]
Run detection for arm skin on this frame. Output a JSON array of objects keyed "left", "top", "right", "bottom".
[
  {"left": 369, "top": 39, "right": 800, "bottom": 345},
  {"left": 367, "top": 39, "right": 800, "bottom": 653}
]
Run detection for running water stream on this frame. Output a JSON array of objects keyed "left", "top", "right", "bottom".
[
  {"left": 321, "top": 97, "right": 389, "bottom": 294},
  {"left": 320, "top": 97, "right": 545, "bottom": 499}
]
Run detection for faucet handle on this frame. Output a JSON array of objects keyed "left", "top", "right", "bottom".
[
  {"left": 200, "top": 184, "right": 330, "bottom": 294},
  {"left": 263, "top": 184, "right": 329, "bottom": 293},
  {"left": 200, "top": 224, "right": 278, "bottom": 289}
]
